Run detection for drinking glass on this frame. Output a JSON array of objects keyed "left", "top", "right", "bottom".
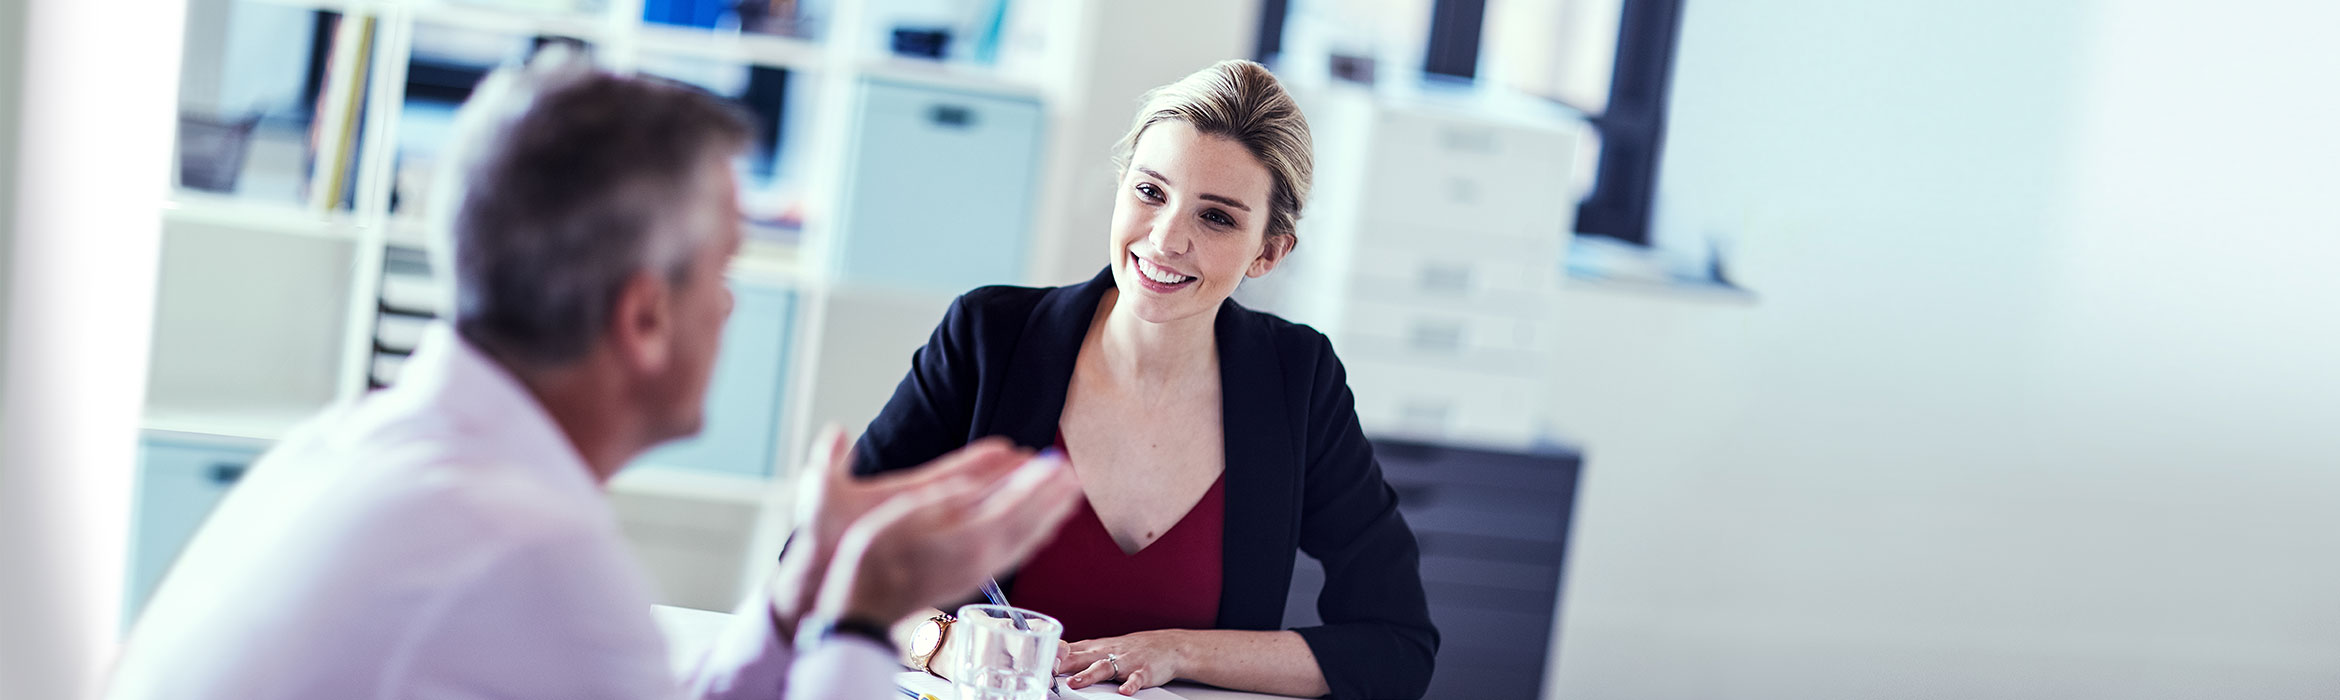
[{"left": 952, "top": 604, "right": 1062, "bottom": 700}]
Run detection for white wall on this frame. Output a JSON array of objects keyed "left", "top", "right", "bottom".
[
  {"left": 0, "top": 0, "right": 20, "bottom": 357},
  {"left": 1546, "top": 1, "right": 2340, "bottom": 698},
  {"left": 0, "top": 1, "right": 183, "bottom": 698}
]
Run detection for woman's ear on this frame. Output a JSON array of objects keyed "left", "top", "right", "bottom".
[{"left": 1247, "top": 234, "right": 1295, "bottom": 278}]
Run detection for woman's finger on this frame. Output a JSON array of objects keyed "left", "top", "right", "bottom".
[
  {"left": 1068, "top": 658, "right": 1115, "bottom": 689},
  {"left": 1118, "top": 667, "right": 1156, "bottom": 696},
  {"left": 1056, "top": 639, "right": 1114, "bottom": 673}
]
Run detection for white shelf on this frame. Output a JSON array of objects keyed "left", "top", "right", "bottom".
[
  {"left": 609, "top": 467, "right": 780, "bottom": 505},
  {"left": 386, "top": 216, "right": 435, "bottom": 250},
  {"left": 633, "top": 23, "right": 826, "bottom": 71},
  {"left": 240, "top": 0, "right": 364, "bottom": 14},
  {"left": 408, "top": 1, "right": 616, "bottom": 40},
  {"left": 727, "top": 238, "right": 819, "bottom": 289},
  {"left": 848, "top": 55, "right": 1050, "bottom": 100},
  {"left": 142, "top": 403, "right": 327, "bottom": 444},
  {"left": 163, "top": 193, "right": 357, "bottom": 241}
]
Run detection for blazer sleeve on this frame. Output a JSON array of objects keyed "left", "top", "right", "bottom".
[
  {"left": 851, "top": 292, "right": 986, "bottom": 477},
  {"left": 1288, "top": 333, "right": 1441, "bottom": 700}
]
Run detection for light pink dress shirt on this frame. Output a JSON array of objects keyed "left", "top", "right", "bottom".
[{"left": 108, "top": 325, "right": 897, "bottom": 699}]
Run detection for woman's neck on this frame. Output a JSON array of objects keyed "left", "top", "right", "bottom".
[{"left": 1091, "top": 287, "right": 1217, "bottom": 386}]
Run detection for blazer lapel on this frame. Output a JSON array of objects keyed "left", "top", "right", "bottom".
[{"left": 986, "top": 268, "right": 1116, "bottom": 450}]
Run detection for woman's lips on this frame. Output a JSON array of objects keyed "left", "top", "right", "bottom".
[{"left": 1130, "top": 252, "right": 1196, "bottom": 293}]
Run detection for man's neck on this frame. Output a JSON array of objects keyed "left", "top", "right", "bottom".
[{"left": 508, "top": 361, "right": 646, "bottom": 485}]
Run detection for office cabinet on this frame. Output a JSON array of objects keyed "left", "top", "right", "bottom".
[
  {"left": 829, "top": 77, "right": 1043, "bottom": 294},
  {"left": 126, "top": 436, "right": 263, "bottom": 622},
  {"left": 1248, "top": 88, "right": 1588, "bottom": 447}
]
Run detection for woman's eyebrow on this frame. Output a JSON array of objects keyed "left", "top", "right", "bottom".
[
  {"left": 1135, "top": 165, "right": 1253, "bottom": 212},
  {"left": 1198, "top": 194, "right": 1251, "bottom": 212}
]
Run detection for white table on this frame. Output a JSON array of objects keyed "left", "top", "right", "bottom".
[{"left": 653, "top": 606, "right": 1306, "bottom": 700}]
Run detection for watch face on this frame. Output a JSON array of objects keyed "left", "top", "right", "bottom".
[{"left": 911, "top": 619, "right": 944, "bottom": 657}]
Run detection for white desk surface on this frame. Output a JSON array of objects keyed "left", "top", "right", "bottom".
[{"left": 653, "top": 605, "right": 1307, "bottom": 700}]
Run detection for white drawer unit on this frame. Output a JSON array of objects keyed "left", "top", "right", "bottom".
[
  {"left": 1328, "top": 331, "right": 1549, "bottom": 379},
  {"left": 1339, "top": 356, "right": 1546, "bottom": 445},
  {"left": 1244, "top": 87, "right": 1589, "bottom": 448},
  {"left": 1356, "top": 104, "right": 1581, "bottom": 239},
  {"left": 828, "top": 76, "right": 1044, "bottom": 295},
  {"left": 1344, "top": 224, "right": 1565, "bottom": 305}
]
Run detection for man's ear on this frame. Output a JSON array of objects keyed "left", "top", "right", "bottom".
[
  {"left": 1247, "top": 234, "right": 1295, "bottom": 278},
  {"left": 608, "top": 270, "right": 673, "bottom": 376}
]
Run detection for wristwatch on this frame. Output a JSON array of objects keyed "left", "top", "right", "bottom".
[{"left": 909, "top": 613, "right": 956, "bottom": 677}]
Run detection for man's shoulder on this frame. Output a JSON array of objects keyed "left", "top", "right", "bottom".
[{"left": 267, "top": 404, "right": 608, "bottom": 546}]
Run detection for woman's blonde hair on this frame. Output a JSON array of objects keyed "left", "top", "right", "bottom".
[{"left": 1110, "top": 60, "right": 1313, "bottom": 247}]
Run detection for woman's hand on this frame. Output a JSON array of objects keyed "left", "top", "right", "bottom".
[{"left": 1058, "top": 630, "right": 1196, "bottom": 695}]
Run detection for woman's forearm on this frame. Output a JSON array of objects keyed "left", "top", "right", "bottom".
[{"left": 1172, "top": 629, "right": 1329, "bottom": 698}]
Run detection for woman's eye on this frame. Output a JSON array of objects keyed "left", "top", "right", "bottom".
[
  {"left": 1135, "top": 184, "right": 1164, "bottom": 201},
  {"left": 1205, "top": 211, "right": 1234, "bottom": 227}
]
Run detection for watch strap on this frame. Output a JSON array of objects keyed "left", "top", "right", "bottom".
[{"left": 810, "top": 615, "right": 893, "bottom": 649}]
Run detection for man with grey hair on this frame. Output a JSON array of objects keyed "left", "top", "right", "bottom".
[{"left": 106, "top": 51, "right": 1080, "bottom": 699}]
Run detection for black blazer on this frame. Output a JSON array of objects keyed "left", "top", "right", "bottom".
[{"left": 853, "top": 267, "right": 1438, "bottom": 700}]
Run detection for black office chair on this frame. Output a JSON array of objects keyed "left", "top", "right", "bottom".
[{"left": 1282, "top": 438, "right": 1584, "bottom": 700}]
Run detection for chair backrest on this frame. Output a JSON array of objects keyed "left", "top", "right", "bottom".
[{"left": 1282, "top": 438, "right": 1584, "bottom": 700}]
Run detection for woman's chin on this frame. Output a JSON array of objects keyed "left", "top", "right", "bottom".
[{"left": 1127, "top": 290, "right": 1223, "bottom": 326}]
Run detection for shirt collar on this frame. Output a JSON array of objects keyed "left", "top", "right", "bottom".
[{"left": 388, "top": 323, "right": 604, "bottom": 501}]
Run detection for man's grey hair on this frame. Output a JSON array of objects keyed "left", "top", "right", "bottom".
[{"left": 427, "top": 48, "right": 752, "bottom": 366}]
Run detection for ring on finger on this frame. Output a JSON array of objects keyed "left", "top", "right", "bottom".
[{"left": 1105, "top": 653, "right": 1123, "bottom": 681}]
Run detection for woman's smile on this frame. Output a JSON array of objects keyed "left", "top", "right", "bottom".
[{"left": 1130, "top": 252, "right": 1198, "bottom": 293}]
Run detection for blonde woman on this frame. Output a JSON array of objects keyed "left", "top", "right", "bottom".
[{"left": 858, "top": 60, "right": 1436, "bottom": 699}]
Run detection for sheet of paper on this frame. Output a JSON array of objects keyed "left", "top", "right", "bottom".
[{"left": 896, "top": 670, "right": 1186, "bottom": 700}]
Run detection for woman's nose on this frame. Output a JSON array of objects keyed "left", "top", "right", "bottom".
[{"left": 1147, "top": 209, "right": 1193, "bottom": 255}]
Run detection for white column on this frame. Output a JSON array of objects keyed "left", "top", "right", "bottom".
[{"left": 0, "top": 0, "right": 185, "bottom": 697}]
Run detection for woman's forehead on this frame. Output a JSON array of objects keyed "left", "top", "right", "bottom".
[{"left": 1131, "top": 121, "right": 1273, "bottom": 204}]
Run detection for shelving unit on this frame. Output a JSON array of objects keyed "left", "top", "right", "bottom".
[{"left": 143, "top": 0, "right": 1065, "bottom": 613}]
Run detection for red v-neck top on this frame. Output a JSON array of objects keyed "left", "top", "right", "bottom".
[{"left": 1009, "top": 433, "right": 1225, "bottom": 643}]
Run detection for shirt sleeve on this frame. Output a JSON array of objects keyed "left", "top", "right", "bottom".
[
  {"left": 674, "top": 583, "right": 794, "bottom": 699},
  {"left": 785, "top": 635, "right": 904, "bottom": 700}
]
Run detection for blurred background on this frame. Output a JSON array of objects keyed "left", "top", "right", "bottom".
[{"left": 5, "top": 0, "right": 2340, "bottom": 698}]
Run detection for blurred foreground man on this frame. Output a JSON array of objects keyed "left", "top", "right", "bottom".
[{"left": 106, "top": 51, "right": 1081, "bottom": 700}]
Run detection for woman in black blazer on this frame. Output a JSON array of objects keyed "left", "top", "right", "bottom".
[{"left": 855, "top": 60, "right": 1435, "bottom": 699}]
